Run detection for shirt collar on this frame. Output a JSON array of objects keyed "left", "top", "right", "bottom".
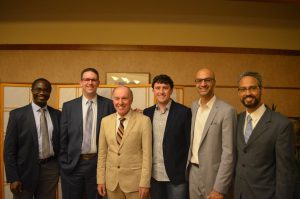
[
  {"left": 155, "top": 99, "right": 172, "bottom": 112},
  {"left": 82, "top": 95, "right": 97, "bottom": 105},
  {"left": 31, "top": 102, "right": 47, "bottom": 112},
  {"left": 198, "top": 95, "right": 216, "bottom": 109},
  {"left": 246, "top": 104, "right": 266, "bottom": 123},
  {"left": 117, "top": 109, "right": 132, "bottom": 120}
]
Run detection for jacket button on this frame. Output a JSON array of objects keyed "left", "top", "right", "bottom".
[
  {"left": 118, "top": 153, "right": 120, "bottom": 156},
  {"left": 242, "top": 164, "right": 245, "bottom": 167},
  {"left": 117, "top": 166, "right": 120, "bottom": 168},
  {"left": 243, "top": 149, "right": 247, "bottom": 153}
]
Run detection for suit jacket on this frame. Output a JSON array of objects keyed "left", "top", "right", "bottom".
[
  {"left": 187, "top": 97, "right": 237, "bottom": 195},
  {"left": 143, "top": 100, "right": 191, "bottom": 185},
  {"left": 234, "top": 107, "right": 295, "bottom": 199},
  {"left": 59, "top": 95, "right": 115, "bottom": 174},
  {"left": 97, "top": 110, "right": 152, "bottom": 193},
  {"left": 4, "top": 104, "right": 61, "bottom": 192}
]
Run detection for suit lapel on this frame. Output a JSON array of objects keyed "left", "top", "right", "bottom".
[
  {"left": 237, "top": 112, "right": 247, "bottom": 146},
  {"left": 246, "top": 108, "right": 271, "bottom": 145},
  {"left": 27, "top": 105, "right": 39, "bottom": 154},
  {"left": 97, "top": 95, "right": 106, "bottom": 136},
  {"left": 164, "top": 101, "right": 176, "bottom": 141},
  {"left": 119, "top": 111, "right": 135, "bottom": 149},
  {"left": 190, "top": 102, "right": 199, "bottom": 145},
  {"left": 199, "top": 100, "right": 218, "bottom": 146}
]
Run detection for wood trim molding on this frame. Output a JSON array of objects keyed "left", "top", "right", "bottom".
[{"left": 1, "top": 44, "right": 300, "bottom": 56}]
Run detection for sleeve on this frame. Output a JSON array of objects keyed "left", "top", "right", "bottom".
[
  {"left": 58, "top": 103, "right": 69, "bottom": 166},
  {"left": 275, "top": 120, "right": 295, "bottom": 199},
  {"left": 213, "top": 107, "right": 237, "bottom": 194},
  {"left": 4, "top": 111, "right": 20, "bottom": 182},
  {"left": 139, "top": 117, "right": 152, "bottom": 188},
  {"left": 97, "top": 119, "right": 108, "bottom": 185}
]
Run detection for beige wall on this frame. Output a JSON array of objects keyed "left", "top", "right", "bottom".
[{"left": 0, "top": 50, "right": 299, "bottom": 116}]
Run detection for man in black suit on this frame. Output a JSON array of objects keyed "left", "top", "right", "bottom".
[
  {"left": 234, "top": 71, "right": 295, "bottom": 199},
  {"left": 143, "top": 74, "right": 191, "bottom": 199},
  {"left": 59, "top": 67, "right": 115, "bottom": 199},
  {"left": 4, "top": 78, "right": 61, "bottom": 199}
]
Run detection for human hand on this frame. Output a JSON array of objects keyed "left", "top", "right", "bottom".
[
  {"left": 10, "top": 181, "right": 22, "bottom": 195},
  {"left": 97, "top": 184, "right": 106, "bottom": 196},
  {"left": 139, "top": 187, "right": 149, "bottom": 199},
  {"left": 208, "top": 190, "right": 224, "bottom": 199}
]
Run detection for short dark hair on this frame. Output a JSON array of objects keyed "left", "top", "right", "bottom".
[
  {"left": 31, "top": 78, "right": 52, "bottom": 91},
  {"left": 238, "top": 71, "right": 263, "bottom": 88},
  {"left": 81, "top": 67, "right": 99, "bottom": 80},
  {"left": 151, "top": 74, "right": 174, "bottom": 89}
]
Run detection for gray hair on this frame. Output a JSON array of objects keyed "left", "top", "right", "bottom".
[{"left": 238, "top": 71, "right": 263, "bottom": 88}]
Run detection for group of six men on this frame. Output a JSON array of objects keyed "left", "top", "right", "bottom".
[{"left": 4, "top": 67, "right": 295, "bottom": 199}]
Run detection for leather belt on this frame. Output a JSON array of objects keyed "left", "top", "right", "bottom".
[
  {"left": 80, "top": 153, "right": 97, "bottom": 160},
  {"left": 39, "top": 156, "right": 55, "bottom": 164}
]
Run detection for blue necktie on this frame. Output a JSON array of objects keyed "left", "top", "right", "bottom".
[{"left": 244, "top": 115, "right": 253, "bottom": 143}]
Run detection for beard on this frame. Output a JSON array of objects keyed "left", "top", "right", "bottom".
[{"left": 241, "top": 94, "right": 261, "bottom": 109}]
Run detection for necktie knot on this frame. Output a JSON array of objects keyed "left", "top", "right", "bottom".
[
  {"left": 247, "top": 115, "right": 252, "bottom": 123},
  {"left": 244, "top": 115, "right": 253, "bottom": 143},
  {"left": 119, "top": 117, "right": 126, "bottom": 123}
]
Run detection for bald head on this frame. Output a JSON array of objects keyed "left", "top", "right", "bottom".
[
  {"left": 112, "top": 86, "right": 133, "bottom": 116},
  {"left": 196, "top": 68, "right": 215, "bottom": 80}
]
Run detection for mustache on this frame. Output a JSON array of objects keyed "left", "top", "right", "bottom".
[{"left": 242, "top": 95, "right": 255, "bottom": 100}]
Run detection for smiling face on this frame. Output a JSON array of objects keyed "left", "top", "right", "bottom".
[
  {"left": 238, "top": 76, "right": 262, "bottom": 113},
  {"left": 113, "top": 86, "right": 133, "bottom": 117},
  {"left": 31, "top": 80, "right": 51, "bottom": 107},
  {"left": 80, "top": 70, "right": 100, "bottom": 99},
  {"left": 195, "top": 68, "right": 216, "bottom": 101},
  {"left": 153, "top": 82, "right": 173, "bottom": 106}
]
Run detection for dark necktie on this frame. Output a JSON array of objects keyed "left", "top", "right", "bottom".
[
  {"left": 40, "top": 108, "right": 50, "bottom": 158},
  {"left": 83, "top": 100, "right": 93, "bottom": 153},
  {"left": 116, "top": 118, "right": 126, "bottom": 145}
]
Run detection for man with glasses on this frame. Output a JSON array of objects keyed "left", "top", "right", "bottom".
[
  {"left": 234, "top": 71, "right": 295, "bottom": 199},
  {"left": 187, "top": 68, "right": 237, "bottom": 199},
  {"left": 59, "top": 68, "right": 115, "bottom": 199},
  {"left": 4, "top": 78, "right": 60, "bottom": 199}
]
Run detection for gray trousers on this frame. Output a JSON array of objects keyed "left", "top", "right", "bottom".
[{"left": 13, "top": 159, "right": 59, "bottom": 199}]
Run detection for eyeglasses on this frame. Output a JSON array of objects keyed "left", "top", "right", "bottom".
[
  {"left": 238, "top": 86, "right": 259, "bottom": 94},
  {"left": 81, "top": 78, "right": 99, "bottom": 83},
  {"left": 195, "top": 78, "right": 215, "bottom": 84}
]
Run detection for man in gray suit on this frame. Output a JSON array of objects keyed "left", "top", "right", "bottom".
[
  {"left": 234, "top": 71, "right": 295, "bottom": 199},
  {"left": 187, "top": 68, "right": 237, "bottom": 199}
]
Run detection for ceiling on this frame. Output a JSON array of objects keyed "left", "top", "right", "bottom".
[{"left": 1, "top": 0, "right": 300, "bottom": 24}]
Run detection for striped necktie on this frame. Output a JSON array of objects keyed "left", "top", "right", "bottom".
[{"left": 116, "top": 118, "right": 126, "bottom": 145}]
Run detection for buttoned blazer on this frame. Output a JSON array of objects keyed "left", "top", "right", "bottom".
[
  {"left": 234, "top": 108, "right": 295, "bottom": 199},
  {"left": 59, "top": 95, "right": 115, "bottom": 174},
  {"left": 143, "top": 100, "right": 191, "bottom": 184},
  {"left": 4, "top": 104, "right": 61, "bottom": 192},
  {"left": 97, "top": 111, "right": 152, "bottom": 193},
  {"left": 187, "top": 98, "right": 237, "bottom": 195}
]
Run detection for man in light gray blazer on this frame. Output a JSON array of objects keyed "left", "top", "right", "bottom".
[
  {"left": 234, "top": 71, "right": 295, "bottom": 199},
  {"left": 187, "top": 68, "right": 237, "bottom": 199}
]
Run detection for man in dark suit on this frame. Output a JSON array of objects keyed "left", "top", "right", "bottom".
[
  {"left": 234, "top": 71, "right": 295, "bottom": 199},
  {"left": 143, "top": 74, "right": 191, "bottom": 199},
  {"left": 4, "top": 78, "right": 61, "bottom": 199},
  {"left": 59, "top": 67, "right": 115, "bottom": 199}
]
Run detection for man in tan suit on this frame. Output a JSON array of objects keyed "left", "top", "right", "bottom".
[{"left": 97, "top": 86, "right": 152, "bottom": 199}]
